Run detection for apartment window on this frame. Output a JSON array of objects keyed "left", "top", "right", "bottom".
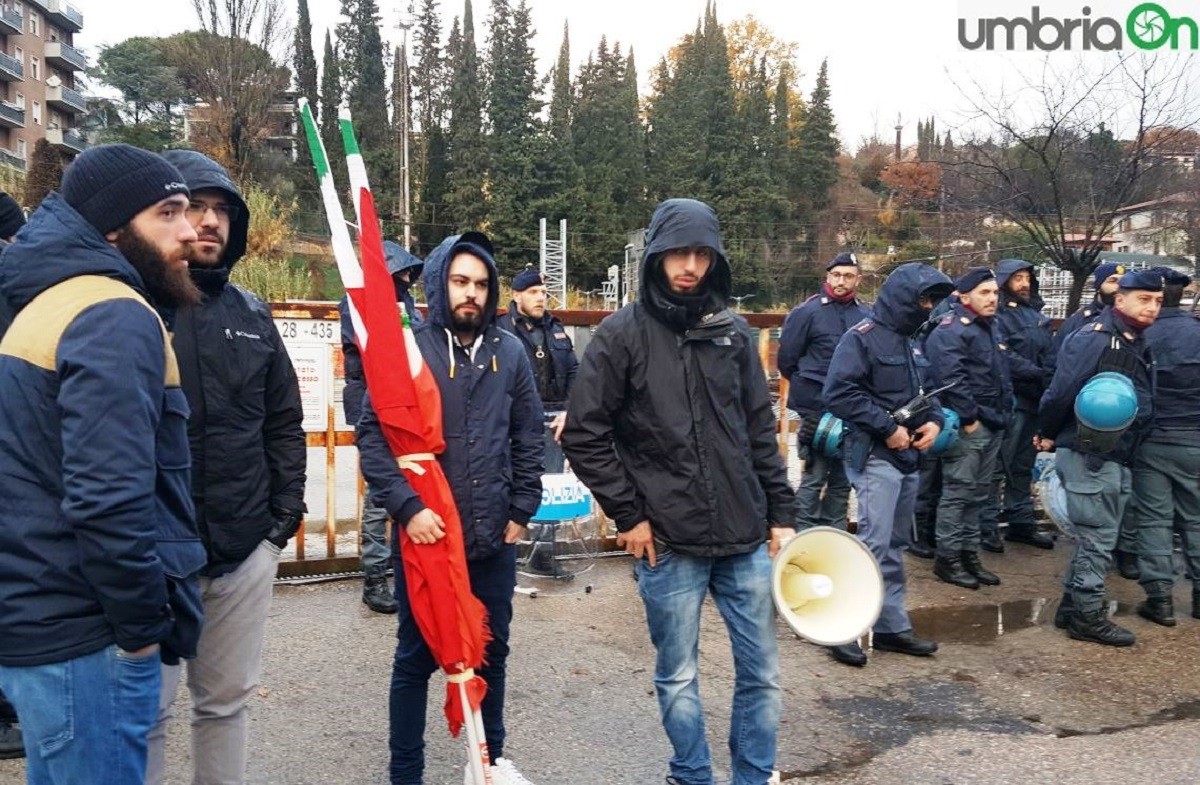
[
  {"left": 14, "top": 91, "right": 22, "bottom": 109},
  {"left": 15, "top": 138, "right": 24, "bottom": 159},
  {"left": 14, "top": 47, "right": 22, "bottom": 68},
  {"left": 29, "top": 56, "right": 38, "bottom": 80},
  {"left": 27, "top": 12, "right": 37, "bottom": 36},
  {"left": 31, "top": 100, "right": 39, "bottom": 124}
]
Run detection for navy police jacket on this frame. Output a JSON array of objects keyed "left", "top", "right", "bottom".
[
  {"left": 823, "top": 263, "right": 949, "bottom": 474},
  {"left": 925, "top": 303, "right": 1013, "bottom": 431},
  {"left": 1052, "top": 297, "right": 1105, "bottom": 357},
  {"left": 1144, "top": 307, "right": 1200, "bottom": 445},
  {"left": 1038, "top": 307, "right": 1154, "bottom": 465},
  {"left": 497, "top": 303, "right": 579, "bottom": 411},
  {"left": 778, "top": 290, "right": 868, "bottom": 416},
  {"left": 356, "top": 233, "right": 544, "bottom": 562},
  {"left": 0, "top": 194, "right": 205, "bottom": 667},
  {"left": 995, "top": 259, "right": 1054, "bottom": 411}
]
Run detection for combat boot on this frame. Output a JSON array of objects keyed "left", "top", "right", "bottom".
[
  {"left": 1053, "top": 592, "right": 1075, "bottom": 629},
  {"left": 1193, "top": 587, "right": 1200, "bottom": 620},
  {"left": 1137, "top": 595, "right": 1176, "bottom": 627},
  {"left": 1114, "top": 549, "right": 1140, "bottom": 580},
  {"left": 961, "top": 550, "right": 1001, "bottom": 586},
  {"left": 1068, "top": 609, "right": 1135, "bottom": 647},
  {"left": 363, "top": 568, "right": 399, "bottom": 614},
  {"left": 980, "top": 531, "right": 1005, "bottom": 553},
  {"left": 1005, "top": 526, "right": 1054, "bottom": 549},
  {"left": 934, "top": 553, "right": 979, "bottom": 589},
  {"left": 0, "top": 719, "right": 22, "bottom": 760}
]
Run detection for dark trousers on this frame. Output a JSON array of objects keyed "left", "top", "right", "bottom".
[
  {"left": 388, "top": 546, "right": 517, "bottom": 784},
  {"left": 914, "top": 455, "right": 942, "bottom": 546},
  {"left": 0, "top": 688, "right": 14, "bottom": 723}
]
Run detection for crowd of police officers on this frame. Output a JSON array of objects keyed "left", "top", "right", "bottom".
[{"left": 781, "top": 254, "right": 1200, "bottom": 660}]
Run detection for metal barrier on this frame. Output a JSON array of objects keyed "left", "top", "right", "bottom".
[{"left": 270, "top": 302, "right": 787, "bottom": 578}]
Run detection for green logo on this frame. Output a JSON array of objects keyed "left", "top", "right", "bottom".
[
  {"left": 1127, "top": 2, "right": 1198, "bottom": 49},
  {"left": 959, "top": 4, "right": 1199, "bottom": 51}
]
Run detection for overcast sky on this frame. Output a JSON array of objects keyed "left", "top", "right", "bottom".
[{"left": 74, "top": 0, "right": 1198, "bottom": 150}]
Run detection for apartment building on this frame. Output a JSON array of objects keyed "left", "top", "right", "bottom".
[{"left": 0, "top": 0, "right": 86, "bottom": 173}]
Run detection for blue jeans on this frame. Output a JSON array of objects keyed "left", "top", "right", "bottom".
[
  {"left": 845, "top": 456, "right": 919, "bottom": 634},
  {"left": 0, "top": 644, "right": 161, "bottom": 785},
  {"left": 636, "top": 544, "right": 780, "bottom": 785},
  {"left": 388, "top": 546, "right": 516, "bottom": 785}
]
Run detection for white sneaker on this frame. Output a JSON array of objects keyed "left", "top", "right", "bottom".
[{"left": 493, "top": 757, "right": 536, "bottom": 785}]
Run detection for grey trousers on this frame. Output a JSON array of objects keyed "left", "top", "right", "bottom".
[
  {"left": 936, "top": 424, "right": 1003, "bottom": 554},
  {"left": 1057, "top": 448, "right": 1131, "bottom": 615},
  {"left": 361, "top": 487, "right": 391, "bottom": 574},
  {"left": 146, "top": 539, "right": 280, "bottom": 785},
  {"left": 1132, "top": 440, "right": 1200, "bottom": 594},
  {"left": 982, "top": 407, "right": 1039, "bottom": 536},
  {"left": 793, "top": 432, "right": 850, "bottom": 531},
  {"left": 844, "top": 455, "right": 918, "bottom": 635}
]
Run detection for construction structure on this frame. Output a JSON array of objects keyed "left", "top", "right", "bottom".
[{"left": 539, "top": 218, "right": 567, "bottom": 310}]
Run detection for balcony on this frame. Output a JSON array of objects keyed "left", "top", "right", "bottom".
[
  {"left": 46, "top": 83, "right": 84, "bottom": 113},
  {"left": 45, "top": 126, "right": 85, "bottom": 153},
  {"left": 0, "top": 50, "right": 22, "bottom": 82},
  {"left": 29, "top": 0, "right": 81, "bottom": 33},
  {"left": 0, "top": 6, "right": 21, "bottom": 36},
  {"left": 0, "top": 147, "right": 24, "bottom": 171},
  {"left": 0, "top": 100, "right": 23, "bottom": 128},
  {"left": 44, "top": 41, "right": 86, "bottom": 72}
]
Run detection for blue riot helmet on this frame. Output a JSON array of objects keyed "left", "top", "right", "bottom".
[
  {"left": 1074, "top": 371, "right": 1138, "bottom": 453},
  {"left": 928, "top": 408, "right": 960, "bottom": 455},
  {"left": 811, "top": 412, "right": 845, "bottom": 459}
]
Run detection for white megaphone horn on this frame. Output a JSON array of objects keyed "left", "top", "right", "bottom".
[{"left": 772, "top": 526, "right": 884, "bottom": 646}]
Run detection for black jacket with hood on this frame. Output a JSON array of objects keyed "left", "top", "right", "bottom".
[
  {"left": 561, "top": 199, "right": 794, "bottom": 557},
  {"left": 163, "top": 150, "right": 306, "bottom": 577},
  {"left": 995, "top": 259, "right": 1054, "bottom": 410}
]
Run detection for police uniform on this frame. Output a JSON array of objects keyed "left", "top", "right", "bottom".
[
  {"left": 925, "top": 269, "right": 1012, "bottom": 588},
  {"left": 823, "top": 263, "right": 951, "bottom": 663},
  {"left": 778, "top": 265, "right": 868, "bottom": 530},
  {"left": 1132, "top": 269, "right": 1200, "bottom": 623},
  {"left": 909, "top": 296, "right": 958, "bottom": 557},
  {"left": 989, "top": 260, "right": 1055, "bottom": 549},
  {"left": 1038, "top": 269, "right": 1159, "bottom": 646}
]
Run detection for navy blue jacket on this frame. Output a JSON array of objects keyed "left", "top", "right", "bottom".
[
  {"left": 356, "top": 233, "right": 544, "bottom": 561},
  {"left": 1052, "top": 297, "right": 1105, "bottom": 356},
  {"left": 823, "top": 263, "right": 950, "bottom": 474},
  {"left": 561, "top": 198, "right": 794, "bottom": 556},
  {"left": 1038, "top": 308, "right": 1154, "bottom": 465},
  {"left": 925, "top": 303, "right": 1013, "bottom": 430},
  {"left": 995, "top": 259, "right": 1054, "bottom": 411},
  {"left": 1144, "top": 307, "right": 1200, "bottom": 445},
  {"left": 0, "top": 194, "right": 205, "bottom": 666},
  {"left": 778, "top": 290, "right": 868, "bottom": 416},
  {"left": 497, "top": 303, "right": 579, "bottom": 411}
]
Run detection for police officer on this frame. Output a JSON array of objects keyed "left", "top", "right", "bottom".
[
  {"left": 988, "top": 260, "right": 1055, "bottom": 550},
  {"left": 822, "top": 262, "right": 951, "bottom": 667},
  {"left": 778, "top": 252, "right": 868, "bottom": 530},
  {"left": 925, "top": 268, "right": 1011, "bottom": 589},
  {"left": 1036, "top": 269, "right": 1162, "bottom": 647},
  {"left": 1132, "top": 268, "right": 1200, "bottom": 625},
  {"left": 1052, "top": 261, "right": 1124, "bottom": 355}
]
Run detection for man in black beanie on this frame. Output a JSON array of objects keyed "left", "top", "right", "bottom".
[
  {"left": 0, "top": 143, "right": 206, "bottom": 781},
  {"left": 143, "top": 149, "right": 306, "bottom": 785}
]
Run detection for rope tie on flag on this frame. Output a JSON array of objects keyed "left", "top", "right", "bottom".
[
  {"left": 445, "top": 669, "right": 477, "bottom": 684},
  {"left": 396, "top": 453, "right": 437, "bottom": 475}
]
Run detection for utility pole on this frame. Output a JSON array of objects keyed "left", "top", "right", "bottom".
[{"left": 397, "top": 5, "right": 414, "bottom": 250}]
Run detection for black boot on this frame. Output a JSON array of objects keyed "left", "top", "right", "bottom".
[
  {"left": 961, "top": 550, "right": 1001, "bottom": 586},
  {"left": 1005, "top": 527, "right": 1054, "bottom": 549},
  {"left": 873, "top": 630, "right": 938, "bottom": 656},
  {"left": 907, "top": 540, "right": 935, "bottom": 559},
  {"left": 1053, "top": 592, "right": 1075, "bottom": 629},
  {"left": 934, "top": 553, "right": 980, "bottom": 589},
  {"left": 1114, "top": 549, "right": 1140, "bottom": 580},
  {"left": 1137, "top": 595, "right": 1177, "bottom": 627},
  {"left": 362, "top": 569, "right": 399, "bottom": 614},
  {"left": 827, "top": 642, "right": 867, "bottom": 667},
  {"left": 980, "top": 531, "right": 1005, "bottom": 553},
  {"left": 1068, "top": 609, "right": 1136, "bottom": 647},
  {"left": 1193, "top": 588, "right": 1200, "bottom": 621},
  {"left": 0, "top": 720, "right": 22, "bottom": 760}
]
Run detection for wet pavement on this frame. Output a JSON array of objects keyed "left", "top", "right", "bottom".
[{"left": 3, "top": 540, "right": 1199, "bottom": 784}]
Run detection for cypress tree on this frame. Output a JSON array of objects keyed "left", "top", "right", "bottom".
[
  {"left": 796, "top": 58, "right": 838, "bottom": 211},
  {"left": 320, "top": 31, "right": 348, "bottom": 191},
  {"left": 443, "top": 2, "right": 487, "bottom": 229}
]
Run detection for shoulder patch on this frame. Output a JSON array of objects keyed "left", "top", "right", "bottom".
[
  {"left": 939, "top": 314, "right": 954, "bottom": 326},
  {"left": 853, "top": 321, "right": 874, "bottom": 334},
  {"left": 1092, "top": 322, "right": 1104, "bottom": 331}
]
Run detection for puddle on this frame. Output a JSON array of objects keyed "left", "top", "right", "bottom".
[{"left": 906, "top": 599, "right": 1135, "bottom": 644}]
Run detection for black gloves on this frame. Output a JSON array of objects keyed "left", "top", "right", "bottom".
[
  {"left": 797, "top": 415, "right": 820, "bottom": 447},
  {"left": 266, "top": 511, "right": 303, "bottom": 549}
]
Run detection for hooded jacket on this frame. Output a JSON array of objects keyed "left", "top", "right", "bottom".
[
  {"left": 0, "top": 194, "right": 205, "bottom": 666},
  {"left": 340, "top": 241, "right": 425, "bottom": 426},
  {"left": 995, "top": 259, "right": 1054, "bottom": 410},
  {"left": 561, "top": 199, "right": 794, "bottom": 556},
  {"left": 356, "top": 232, "right": 544, "bottom": 561},
  {"left": 823, "top": 263, "right": 952, "bottom": 474},
  {"left": 163, "top": 150, "right": 306, "bottom": 577}
]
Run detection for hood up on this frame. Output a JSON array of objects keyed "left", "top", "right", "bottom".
[
  {"left": 639, "top": 198, "right": 732, "bottom": 330},
  {"left": 874, "top": 262, "right": 954, "bottom": 336},
  {"left": 420, "top": 231, "right": 499, "bottom": 330}
]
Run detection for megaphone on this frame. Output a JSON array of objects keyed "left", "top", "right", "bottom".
[{"left": 771, "top": 526, "right": 884, "bottom": 646}]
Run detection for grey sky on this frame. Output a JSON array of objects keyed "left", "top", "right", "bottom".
[{"left": 74, "top": 0, "right": 1198, "bottom": 150}]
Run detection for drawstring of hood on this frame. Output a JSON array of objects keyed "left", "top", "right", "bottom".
[{"left": 445, "top": 329, "right": 491, "bottom": 378}]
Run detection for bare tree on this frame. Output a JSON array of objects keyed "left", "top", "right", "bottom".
[
  {"left": 161, "top": 0, "right": 293, "bottom": 179},
  {"left": 949, "top": 55, "right": 1197, "bottom": 313}
]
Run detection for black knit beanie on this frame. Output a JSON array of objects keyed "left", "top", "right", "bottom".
[{"left": 59, "top": 144, "right": 190, "bottom": 235}]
